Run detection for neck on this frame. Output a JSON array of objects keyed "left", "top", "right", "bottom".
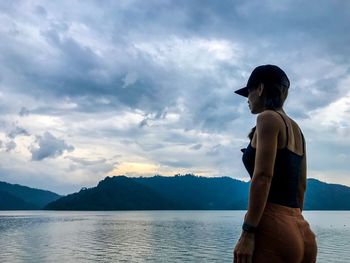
[
  {"left": 275, "top": 108, "right": 285, "bottom": 114},
  {"left": 258, "top": 107, "right": 285, "bottom": 114}
]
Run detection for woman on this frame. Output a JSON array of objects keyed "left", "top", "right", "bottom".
[{"left": 233, "top": 65, "right": 317, "bottom": 263}]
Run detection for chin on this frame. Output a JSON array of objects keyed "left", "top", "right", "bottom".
[{"left": 250, "top": 108, "right": 258, "bottom": 114}]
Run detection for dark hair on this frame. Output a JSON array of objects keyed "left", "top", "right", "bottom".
[
  {"left": 251, "top": 76, "right": 289, "bottom": 110},
  {"left": 247, "top": 76, "right": 289, "bottom": 140}
]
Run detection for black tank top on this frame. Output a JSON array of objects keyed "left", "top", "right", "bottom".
[{"left": 241, "top": 111, "right": 305, "bottom": 208}]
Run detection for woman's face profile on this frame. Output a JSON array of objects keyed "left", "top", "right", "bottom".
[{"left": 247, "top": 84, "right": 264, "bottom": 114}]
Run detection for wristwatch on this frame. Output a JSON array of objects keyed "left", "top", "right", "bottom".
[{"left": 242, "top": 222, "right": 257, "bottom": 233}]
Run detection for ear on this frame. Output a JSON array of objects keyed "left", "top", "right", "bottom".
[{"left": 257, "top": 83, "right": 264, "bottom": 96}]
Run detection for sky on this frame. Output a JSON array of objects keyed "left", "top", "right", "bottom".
[{"left": 0, "top": 0, "right": 349, "bottom": 195}]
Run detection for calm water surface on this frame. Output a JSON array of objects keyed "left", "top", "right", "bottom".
[{"left": 0, "top": 211, "right": 349, "bottom": 262}]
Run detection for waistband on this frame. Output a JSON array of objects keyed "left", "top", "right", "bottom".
[{"left": 264, "top": 202, "right": 302, "bottom": 217}]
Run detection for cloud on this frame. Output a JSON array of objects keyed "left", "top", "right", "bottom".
[
  {"left": 4, "top": 140, "right": 16, "bottom": 152},
  {"left": 34, "top": 5, "right": 47, "bottom": 17},
  {"left": 29, "top": 132, "right": 74, "bottom": 161},
  {"left": 8, "top": 126, "right": 30, "bottom": 139},
  {"left": 300, "top": 90, "right": 350, "bottom": 142},
  {"left": 160, "top": 160, "right": 194, "bottom": 168},
  {"left": 0, "top": 0, "right": 349, "bottom": 192},
  {"left": 19, "top": 107, "right": 30, "bottom": 117},
  {"left": 65, "top": 156, "right": 107, "bottom": 166},
  {"left": 0, "top": 124, "right": 30, "bottom": 152},
  {"left": 122, "top": 71, "right": 138, "bottom": 88},
  {"left": 190, "top": 144, "right": 202, "bottom": 150},
  {"left": 65, "top": 156, "right": 116, "bottom": 175}
]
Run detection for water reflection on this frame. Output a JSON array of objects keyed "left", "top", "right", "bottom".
[{"left": 0, "top": 211, "right": 349, "bottom": 262}]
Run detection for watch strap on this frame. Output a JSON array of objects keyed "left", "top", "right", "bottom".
[{"left": 242, "top": 222, "right": 257, "bottom": 233}]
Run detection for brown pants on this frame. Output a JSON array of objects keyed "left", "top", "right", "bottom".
[{"left": 253, "top": 203, "right": 317, "bottom": 263}]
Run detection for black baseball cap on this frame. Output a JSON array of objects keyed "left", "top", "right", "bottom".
[{"left": 234, "top": 65, "right": 290, "bottom": 97}]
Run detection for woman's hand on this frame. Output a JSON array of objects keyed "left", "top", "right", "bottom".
[{"left": 233, "top": 231, "right": 255, "bottom": 263}]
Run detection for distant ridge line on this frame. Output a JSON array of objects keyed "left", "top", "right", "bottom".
[{"left": 42, "top": 174, "right": 350, "bottom": 211}]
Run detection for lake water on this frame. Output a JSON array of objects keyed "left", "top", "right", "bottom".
[{"left": 0, "top": 211, "right": 349, "bottom": 262}]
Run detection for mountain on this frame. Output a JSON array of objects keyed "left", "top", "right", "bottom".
[
  {"left": 0, "top": 190, "right": 36, "bottom": 210},
  {"left": 45, "top": 175, "right": 350, "bottom": 211},
  {"left": 45, "top": 175, "right": 249, "bottom": 210},
  {"left": 0, "top": 181, "right": 61, "bottom": 210},
  {"left": 45, "top": 176, "right": 178, "bottom": 210},
  {"left": 45, "top": 174, "right": 250, "bottom": 210},
  {"left": 3, "top": 175, "right": 349, "bottom": 211},
  {"left": 133, "top": 175, "right": 249, "bottom": 209},
  {"left": 304, "top": 179, "right": 350, "bottom": 210}
]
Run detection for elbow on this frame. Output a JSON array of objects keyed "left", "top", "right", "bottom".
[
  {"left": 252, "top": 172, "right": 273, "bottom": 184},
  {"left": 250, "top": 172, "right": 273, "bottom": 192}
]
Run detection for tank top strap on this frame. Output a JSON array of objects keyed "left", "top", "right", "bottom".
[{"left": 274, "top": 111, "right": 289, "bottom": 148}]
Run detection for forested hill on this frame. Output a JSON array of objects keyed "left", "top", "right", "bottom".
[
  {"left": 44, "top": 175, "right": 350, "bottom": 210},
  {"left": 304, "top": 178, "right": 350, "bottom": 210},
  {"left": 0, "top": 181, "right": 61, "bottom": 210}
]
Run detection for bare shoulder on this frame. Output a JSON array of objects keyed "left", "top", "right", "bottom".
[
  {"left": 256, "top": 110, "right": 281, "bottom": 129},
  {"left": 251, "top": 110, "right": 281, "bottom": 147}
]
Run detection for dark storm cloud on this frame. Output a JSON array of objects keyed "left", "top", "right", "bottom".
[
  {"left": 1, "top": 0, "right": 348, "bottom": 123},
  {"left": 193, "top": 97, "right": 241, "bottom": 132},
  {"left": 0, "top": 0, "right": 348, "bottom": 126},
  {"left": 41, "top": 27, "right": 100, "bottom": 72},
  {"left": 29, "top": 132, "right": 74, "bottom": 161},
  {"left": 168, "top": 0, "right": 350, "bottom": 57},
  {"left": 93, "top": 0, "right": 350, "bottom": 59},
  {"left": 0, "top": 16, "right": 174, "bottom": 117}
]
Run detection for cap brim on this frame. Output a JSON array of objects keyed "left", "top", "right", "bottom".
[{"left": 234, "top": 87, "right": 249, "bottom": 97}]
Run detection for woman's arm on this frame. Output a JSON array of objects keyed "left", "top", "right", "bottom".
[
  {"left": 244, "top": 110, "right": 280, "bottom": 227},
  {"left": 234, "top": 111, "right": 280, "bottom": 263}
]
